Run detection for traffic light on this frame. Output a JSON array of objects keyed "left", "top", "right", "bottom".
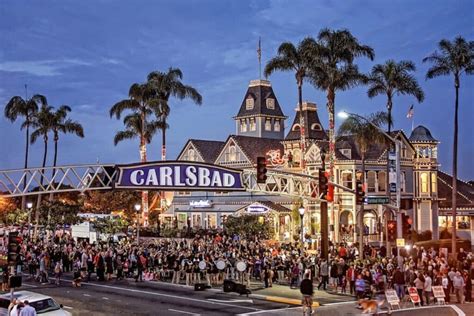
[
  {"left": 387, "top": 220, "right": 397, "bottom": 242},
  {"left": 402, "top": 214, "right": 413, "bottom": 239},
  {"left": 319, "top": 169, "right": 328, "bottom": 200},
  {"left": 256, "top": 157, "right": 267, "bottom": 183},
  {"left": 355, "top": 180, "right": 365, "bottom": 205},
  {"left": 8, "top": 232, "right": 21, "bottom": 265}
]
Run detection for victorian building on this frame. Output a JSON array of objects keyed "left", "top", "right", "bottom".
[{"left": 166, "top": 78, "right": 473, "bottom": 247}]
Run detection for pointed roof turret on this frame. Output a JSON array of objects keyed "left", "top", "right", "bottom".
[
  {"left": 285, "top": 102, "right": 328, "bottom": 141},
  {"left": 234, "top": 80, "right": 286, "bottom": 119},
  {"left": 409, "top": 125, "right": 438, "bottom": 143}
]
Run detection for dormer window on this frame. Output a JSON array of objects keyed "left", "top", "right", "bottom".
[
  {"left": 311, "top": 123, "right": 322, "bottom": 131},
  {"left": 266, "top": 98, "right": 275, "bottom": 109},
  {"left": 292, "top": 124, "right": 300, "bottom": 132},
  {"left": 275, "top": 120, "right": 281, "bottom": 132},
  {"left": 340, "top": 149, "right": 351, "bottom": 159},
  {"left": 265, "top": 119, "right": 272, "bottom": 131},
  {"left": 188, "top": 148, "right": 196, "bottom": 161},
  {"left": 246, "top": 98, "right": 254, "bottom": 110}
]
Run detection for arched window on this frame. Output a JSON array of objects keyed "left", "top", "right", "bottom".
[
  {"left": 311, "top": 123, "right": 322, "bottom": 131},
  {"left": 431, "top": 173, "right": 437, "bottom": 193},
  {"left": 229, "top": 145, "right": 237, "bottom": 162},
  {"left": 421, "top": 172, "right": 428, "bottom": 193},
  {"left": 293, "top": 149, "right": 301, "bottom": 166},
  {"left": 378, "top": 171, "right": 386, "bottom": 192},
  {"left": 367, "top": 171, "right": 376, "bottom": 193},
  {"left": 292, "top": 124, "right": 301, "bottom": 132},
  {"left": 188, "top": 148, "right": 196, "bottom": 161}
]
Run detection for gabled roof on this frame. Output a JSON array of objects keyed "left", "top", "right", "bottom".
[
  {"left": 234, "top": 80, "right": 286, "bottom": 118},
  {"left": 285, "top": 102, "right": 328, "bottom": 141},
  {"left": 177, "top": 139, "right": 225, "bottom": 163},
  {"left": 409, "top": 125, "right": 438, "bottom": 143},
  {"left": 437, "top": 171, "right": 474, "bottom": 210},
  {"left": 218, "top": 135, "right": 284, "bottom": 165}
]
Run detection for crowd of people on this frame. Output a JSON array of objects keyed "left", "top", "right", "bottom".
[{"left": 1, "top": 229, "right": 473, "bottom": 309}]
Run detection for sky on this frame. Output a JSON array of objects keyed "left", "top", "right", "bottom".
[{"left": 0, "top": 0, "right": 473, "bottom": 179}]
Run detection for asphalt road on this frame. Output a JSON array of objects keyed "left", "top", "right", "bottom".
[{"left": 17, "top": 277, "right": 292, "bottom": 316}]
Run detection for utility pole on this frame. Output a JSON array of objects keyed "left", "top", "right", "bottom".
[{"left": 320, "top": 151, "right": 329, "bottom": 261}]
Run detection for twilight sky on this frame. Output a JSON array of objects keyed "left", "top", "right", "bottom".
[{"left": 0, "top": 0, "right": 473, "bottom": 179}]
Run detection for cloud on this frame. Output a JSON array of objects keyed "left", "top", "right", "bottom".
[
  {"left": 0, "top": 58, "right": 92, "bottom": 76},
  {"left": 101, "top": 58, "right": 122, "bottom": 65}
]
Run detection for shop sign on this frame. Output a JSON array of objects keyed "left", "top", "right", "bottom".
[
  {"left": 247, "top": 204, "right": 269, "bottom": 214},
  {"left": 115, "top": 161, "right": 245, "bottom": 191},
  {"left": 190, "top": 200, "right": 212, "bottom": 208},
  {"left": 389, "top": 149, "right": 397, "bottom": 193}
]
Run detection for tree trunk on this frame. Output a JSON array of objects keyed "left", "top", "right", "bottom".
[
  {"left": 22, "top": 124, "right": 30, "bottom": 211},
  {"left": 140, "top": 113, "right": 149, "bottom": 228},
  {"left": 359, "top": 154, "right": 366, "bottom": 258},
  {"left": 385, "top": 96, "right": 392, "bottom": 252},
  {"left": 49, "top": 135, "right": 59, "bottom": 202},
  {"left": 297, "top": 80, "right": 306, "bottom": 169},
  {"left": 35, "top": 136, "right": 48, "bottom": 238},
  {"left": 326, "top": 87, "right": 336, "bottom": 181},
  {"left": 452, "top": 76, "right": 459, "bottom": 258},
  {"left": 161, "top": 123, "right": 167, "bottom": 161}
]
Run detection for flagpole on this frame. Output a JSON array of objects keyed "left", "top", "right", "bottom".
[{"left": 258, "top": 37, "right": 262, "bottom": 80}]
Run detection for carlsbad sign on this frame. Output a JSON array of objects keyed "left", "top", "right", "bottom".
[{"left": 114, "top": 161, "right": 245, "bottom": 191}]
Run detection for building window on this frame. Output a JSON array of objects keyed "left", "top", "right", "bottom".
[
  {"left": 420, "top": 172, "right": 428, "bottom": 193},
  {"left": 431, "top": 173, "right": 436, "bottom": 193},
  {"left": 340, "top": 149, "right": 351, "bottom": 159},
  {"left": 240, "top": 119, "right": 247, "bottom": 132},
  {"left": 249, "top": 118, "right": 256, "bottom": 131},
  {"left": 341, "top": 171, "right": 353, "bottom": 189},
  {"left": 293, "top": 149, "right": 301, "bottom": 167},
  {"left": 246, "top": 98, "right": 254, "bottom": 110},
  {"left": 188, "top": 148, "right": 196, "bottom": 161},
  {"left": 176, "top": 191, "right": 191, "bottom": 196},
  {"left": 367, "top": 171, "right": 376, "bottom": 193},
  {"left": 266, "top": 98, "right": 275, "bottom": 109},
  {"left": 401, "top": 144, "right": 407, "bottom": 158},
  {"left": 401, "top": 172, "right": 406, "bottom": 192},
  {"left": 229, "top": 145, "right": 237, "bottom": 162},
  {"left": 378, "top": 171, "right": 386, "bottom": 192},
  {"left": 311, "top": 123, "right": 322, "bottom": 131},
  {"left": 275, "top": 120, "right": 281, "bottom": 132},
  {"left": 214, "top": 191, "right": 229, "bottom": 196},
  {"left": 265, "top": 119, "right": 272, "bottom": 131},
  {"left": 292, "top": 124, "right": 300, "bottom": 132}
]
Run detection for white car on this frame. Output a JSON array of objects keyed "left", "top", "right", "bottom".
[{"left": 0, "top": 291, "right": 71, "bottom": 316}]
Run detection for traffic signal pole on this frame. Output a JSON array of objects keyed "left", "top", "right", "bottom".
[{"left": 320, "top": 153, "right": 329, "bottom": 261}]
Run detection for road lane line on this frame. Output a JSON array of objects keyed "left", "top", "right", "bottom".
[
  {"left": 237, "top": 306, "right": 301, "bottom": 315},
  {"left": 63, "top": 306, "right": 73, "bottom": 310},
  {"left": 102, "top": 297, "right": 109, "bottom": 300},
  {"left": 168, "top": 309, "right": 200, "bottom": 315},
  {"left": 208, "top": 299, "right": 253, "bottom": 303},
  {"left": 83, "top": 293, "right": 91, "bottom": 297},
  {"left": 69, "top": 281, "right": 261, "bottom": 311}
]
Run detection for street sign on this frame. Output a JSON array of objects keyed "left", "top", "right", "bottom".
[
  {"left": 432, "top": 286, "right": 445, "bottom": 298},
  {"left": 385, "top": 289, "right": 399, "bottom": 304},
  {"left": 408, "top": 287, "right": 421, "bottom": 305},
  {"left": 396, "top": 238, "right": 405, "bottom": 247},
  {"left": 364, "top": 196, "right": 390, "bottom": 205}
]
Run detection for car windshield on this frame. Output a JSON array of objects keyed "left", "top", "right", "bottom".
[{"left": 29, "top": 298, "right": 61, "bottom": 313}]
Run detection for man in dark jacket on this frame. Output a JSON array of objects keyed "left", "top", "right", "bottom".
[{"left": 300, "top": 270, "right": 314, "bottom": 316}]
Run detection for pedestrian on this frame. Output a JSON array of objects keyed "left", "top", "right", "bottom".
[
  {"left": 453, "top": 271, "right": 465, "bottom": 304},
  {"left": 19, "top": 300, "right": 36, "bottom": 316},
  {"left": 54, "top": 261, "right": 62, "bottom": 285},
  {"left": 392, "top": 266, "right": 405, "bottom": 299},
  {"left": 300, "top": 272, "right": 314, "bottom": 316},
  {"left": 414, "top": 272, "right": 425, "bottom": 306},
  {"left": 318, "top": 259, "right": 328, "bottom": 291},
  {"left": 355, "top": 274, "right": 366, "bottom": 308},
  {"left": 423, "top": 272, "right": 432, "bottom": 305}
]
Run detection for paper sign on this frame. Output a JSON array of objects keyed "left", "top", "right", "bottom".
[
  {"left": 396, "top": 238, "right": 405, "bottom": 247},
  {"left": 432, "top": 286, "right": 445, "bottom": 298},
  {"left": 408, "top": 287, "right": 420, "bottom": 304},
  {"left": 385, "top": 289, "right": 400, "bottom": 303}
]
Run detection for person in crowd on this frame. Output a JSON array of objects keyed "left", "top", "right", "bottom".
[
  {"left": 453, "top": 271, "right": 465, "bottom": 304},
  {"left": 300, "top": 271, "right": 314, "bottom": 316}
]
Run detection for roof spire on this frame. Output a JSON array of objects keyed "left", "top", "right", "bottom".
[{"left": 257, "top": 37, "right": 262, "bottom": 80}]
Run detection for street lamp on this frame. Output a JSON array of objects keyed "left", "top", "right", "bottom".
[
  {"left": 26, "top": 202, "right": 33, "bottom": 238},
  {"left": 298, "top": 205, "right": 305, "bottom": 253},
  {"left": 134, "top": 204, "right": 141, "bottom": 242},
  {"left": 339, "top": 110, "right": 403, "bottom": 265}
]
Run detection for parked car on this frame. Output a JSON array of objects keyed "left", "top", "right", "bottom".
[{"left": 0, "top": 291, "right": 71, "bottom": 316}]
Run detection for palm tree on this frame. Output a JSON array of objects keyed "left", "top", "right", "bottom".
[
  {"left": 264, "top": 40, "right": 315, "bottom": 168},
  {"left": 423, "top": 36, "right": 474, "bottom": 256},
  {"left": 366, "top": 60, "right": 424, "bottom": 247},
  {"left": 338, "top": 111, "right": 389, "bottom": 257},
  {"left": 147, "top": 68, "right": 202, "bottom": 160},
  {"left": 110, "top": 82, "right": 165, "bottom": 226},
  {"left": 30, "top": 104, "right": 55, "bottom": 234},
  {"left": 307, "top": 28, "right": 375, "bottom": 180},
  {"left": 4, "top": 94, "right": 46, "bottom": 209},
  {"left": 49, "top": 105, "right": 84, "bottom": 201}
]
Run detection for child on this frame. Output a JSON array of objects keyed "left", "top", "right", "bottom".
[
  {"left": 341, "top": 275, "right": 347, "bottom": 294},
  {"left": 72, "top": 258, "right": 82, "bottom": 287},
  {"left": 54, "top": 261, "right": 62, "bottom": 285}
]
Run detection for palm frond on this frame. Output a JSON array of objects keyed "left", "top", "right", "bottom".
[
  {"left": 114, "top": 130, "right": 137, "bottom": 146},
  {"left": 109, "top": 99, "right": 140, "bottom": 119}
]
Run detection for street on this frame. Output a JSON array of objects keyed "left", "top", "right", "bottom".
[{"left": 18, "top": 276, "right": 291, "bottom": 316}]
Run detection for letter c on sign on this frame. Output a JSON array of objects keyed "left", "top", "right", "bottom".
[{"left": 130, "top": 170, "right": 145, "bottom": 185}]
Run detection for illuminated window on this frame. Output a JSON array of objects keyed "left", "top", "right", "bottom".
[
  {"left": 431, "top": 173, "right": 437, "bottom": 193},
  {"left": 249, "top": 118, "right": 256, "bottom": 131},
  {"left": 367, "top": 171, "right": 376, "bottom": 193},
  {"left": 341, "top": 171, "right": 353, "bottom": 189},
  {"left": 229, "top": 145, "right": 237, "bottom": 161},
  {"left": 188, "top": 148, "right": 196, "bottom": 161},
  {"left": 246, "top": 98, "right": 254, "bottom": 110},
  {"left": 275, "top": 120, "right": 281, "bottom": 132},
  {"left": 265, "top": 119, "right": 272, "bottom": 131},
  {"left": 266, "top": 98, "right": 275, "bottom": 109},
  {"left": 378, "top": 171, "right": 386, "bottom": 192},
  {"left": 240, "top": 119, "right": 247, "bottom": 132},
  {"left": 421, "top": 172, "right": 428, "bottom": 193}
]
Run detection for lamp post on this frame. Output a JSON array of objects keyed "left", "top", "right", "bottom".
[
  {"left": 134, "top": 204, "right": 141, "bottom": 242},
  {"left": 339, "top": 111, "right": 403, "bottom": 264},
  {"left": 26, "top": 202, "right": 33, "bottom": 238},
  {"left": 298, "top": 205, "right": 305, "bottom": 254}
]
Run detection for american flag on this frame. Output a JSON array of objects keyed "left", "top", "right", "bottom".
[
  {"left": 257, "top": 37, "right": 261, "bottom": 61},
  {"left": 406, "top": 104, "right": 414, "bottom": 118}
]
